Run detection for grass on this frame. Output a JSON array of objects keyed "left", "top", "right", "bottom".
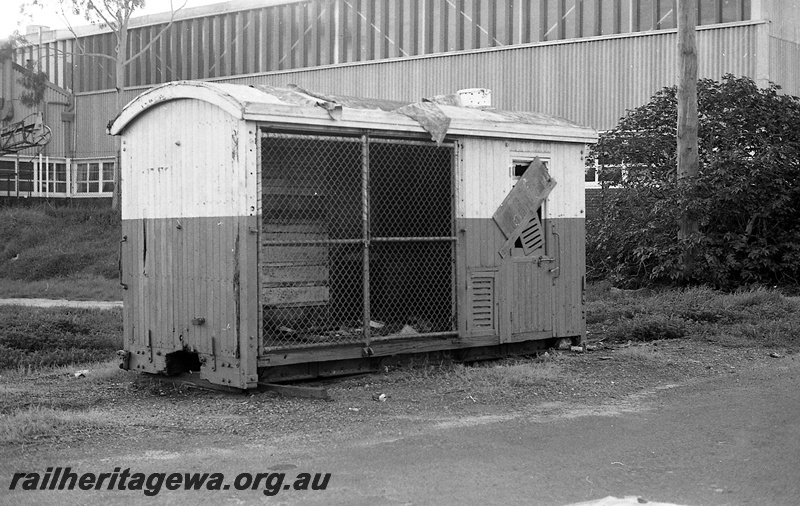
[
  {"left": 0, "top": 361, "right": 129, "bottom": 446},
  {"left": 586, "top": 285, "right": 800, "bottom": 348},
  {"left": 0, "top": 306, "right": 123, "bottom": 371},
  {"left": 385, "top": 355, "right": 574, "bottom": 404},
  {"left": 0, "top": 406, "right": 111, "bottom": 445},
  {"left": 613, "top": 344, "right": 661, "bottom": 360},
  {"left": 0, "top": 282, "right": 796, "bottom": 447},
  {"left": 0, "top": 203, "right": 121, "bottom": 300},
  {"left": 0, "top": 276, "right": 123, "bottom": 301},
  {"left": 448, "top": 358, "right": 570, "bottom": 400}
]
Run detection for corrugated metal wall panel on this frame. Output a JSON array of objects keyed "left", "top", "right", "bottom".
[
  {"left": 225, "top": 24, "right": 760, "bottom": 129},
  {"left": 770, "top": 37, "right": 800, "bottom": 96},
  {"left": 28, "top": 0, "right": 758, "bottom": 94},
  {"left": 74, "top": 91, "right": 127, "bottom": 157},
  {"left": 76, "top": 24, "right": 762, "bottom": 158},
  {"left": 0, "top": 63, "right": 72, "bottom": 158}
]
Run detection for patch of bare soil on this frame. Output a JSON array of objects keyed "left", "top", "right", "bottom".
[{"left": 1, "top": 336, "right": 789, "bottom": 458}]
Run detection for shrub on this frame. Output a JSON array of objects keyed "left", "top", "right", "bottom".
[{"left": 587, "top": 75, "right": 800, "bottom": 288}]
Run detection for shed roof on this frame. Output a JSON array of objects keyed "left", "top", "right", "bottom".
[{"left": 109, "top": 81, "right": 597, "bottom": 144}]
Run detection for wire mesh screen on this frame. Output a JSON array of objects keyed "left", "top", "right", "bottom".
[{"left": 261, "top": 132, "right": 455, "bottom": 350}]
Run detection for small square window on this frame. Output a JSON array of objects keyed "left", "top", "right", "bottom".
[
  {"left": 512, "top": 162, "right": 529, "bottom": 178},
  {"left": 511, "top": 158, "right": 549, "bottom": 180}
]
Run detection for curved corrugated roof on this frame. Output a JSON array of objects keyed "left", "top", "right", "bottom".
[{"left": 109, "top": 80, "right": 597, "bottom": 144}]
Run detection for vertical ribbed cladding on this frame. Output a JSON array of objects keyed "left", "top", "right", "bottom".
[
  {"left": 769, "top": 37, "right": 800, "bottom": 95},
  {"left": 456, "top": 137, "right": 586, "bottom": 343},
  {"left": 119, "top": 94, "right": 257, "bottom": 388},
  {"left": 73, "top": 22, "right": 765, "bottom": 160},
  {"left": 226, "top": 23, "right": 759, "bottom": 130},
  {"left": 0, "top": 67, "right": 72, "bottom": 159}
]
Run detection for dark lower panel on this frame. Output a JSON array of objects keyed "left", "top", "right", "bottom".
[{"left": 257, "top": 329, "right": 579, "bottom": 369}]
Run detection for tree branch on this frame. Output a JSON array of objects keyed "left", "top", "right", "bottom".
[{"left": 124, "top": 0, "right": 187, "bottom": 66}]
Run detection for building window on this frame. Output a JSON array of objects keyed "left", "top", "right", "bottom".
[
  {"left": 18, "top": 161, "right": 34, "bottom": 192},
  {"left": 586, "top": 162, "right": 624, "bottom": 187},
  {"left": 511, "top": 157, "right": 549, "bottom": 181},
  {"left": 75, "top": 160, "right": 115, "bottom": 194},
  {"left": 0, "top": 160, "right": 15, "bottom": 193},
  {"left": 39, "top": 161, "right": 67, "bottom": 193}
]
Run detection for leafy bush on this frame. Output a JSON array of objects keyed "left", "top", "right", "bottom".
[{"left": 587, "top": 75, "right": 800, "bottom": 288}]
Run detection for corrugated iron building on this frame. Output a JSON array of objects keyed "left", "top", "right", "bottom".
[{"left": 3, "top": 0, "right": 799, "bottom": 194}]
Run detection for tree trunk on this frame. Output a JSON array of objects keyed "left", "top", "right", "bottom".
[
  {"left": 111, "top": 27, "right": 127, "bottom": 211},
  {"left": 677, "top": 0, "right": 699, "bottom": 276}
]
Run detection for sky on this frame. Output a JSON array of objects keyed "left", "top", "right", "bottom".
[{"left": 2, "top": 0, "right": 223, "bottom": 40}]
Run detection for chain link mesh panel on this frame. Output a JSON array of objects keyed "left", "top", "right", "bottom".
[
  {"left": 261, "top": 133, "right": 455, "bottom": 350},
  {"left": 369, "top": 140, "right": 455, "bottom": 336}
]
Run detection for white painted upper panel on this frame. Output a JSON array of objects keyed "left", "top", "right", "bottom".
[
  {"left": 460, "top": 138, "right": 584, "bottom": 220},
  {"left": 121, "top": 99, "right": 251, "bottom": 220}
]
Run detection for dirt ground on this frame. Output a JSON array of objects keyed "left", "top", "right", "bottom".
[
  {"left": 1, "top": 329, "right": 797, "bottom": 505},
  {"left": 0, "top": 338, "right": 786, "bottom": 454}
]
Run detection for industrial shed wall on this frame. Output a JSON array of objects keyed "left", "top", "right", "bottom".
[{"left": 75, "top": 21, "right": 767, "bottom": 159}]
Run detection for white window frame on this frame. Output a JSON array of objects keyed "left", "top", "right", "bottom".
[
  {"left": 72, "top": 158, "right": 115, "bottom": 197},
  {"left": 585, "top": 160, "right": 627, "bottom": 189},
  {"left": 35, "top": 155, "right": 69, "bottom": 195}
]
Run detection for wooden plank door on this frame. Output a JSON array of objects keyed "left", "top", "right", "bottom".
[{"left": 503, "top": 215, "right": 555, "bottom": 343}]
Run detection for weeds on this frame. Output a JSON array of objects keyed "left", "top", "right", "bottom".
[
  {"left": 0, "top": 306, "right": 122, "bottom": 370},
  {"left": 0, "top": 203, "right": 120, "bottom": 282},
  {"left": 0, "top": 276, "right": 123, "bottom": 301},
  {"left": 587, "top": 286, "right": 799, "bottom": 347},
  {"left": 613, "top": 344, "right": 661, "bottom": 360},
  {"left": 604, "top": 314, "right": 689, "bottom": 342},
  {"left": 378, "top": 354, "right": 573, "bottom": 404},
  {"left": 450, "top": 359, "right": 567, "bottom": 391},
  {"left": 0, "top": 406, "right": 110, "bottom": 445}
]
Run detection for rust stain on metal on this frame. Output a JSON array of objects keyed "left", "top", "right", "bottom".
[{"left": 231, "top": 129, "right": 239, "bottom": 163}]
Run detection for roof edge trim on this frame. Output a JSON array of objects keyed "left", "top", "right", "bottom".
[{"left": 109, "top": 81, "right": 246, "bottom": 135}]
